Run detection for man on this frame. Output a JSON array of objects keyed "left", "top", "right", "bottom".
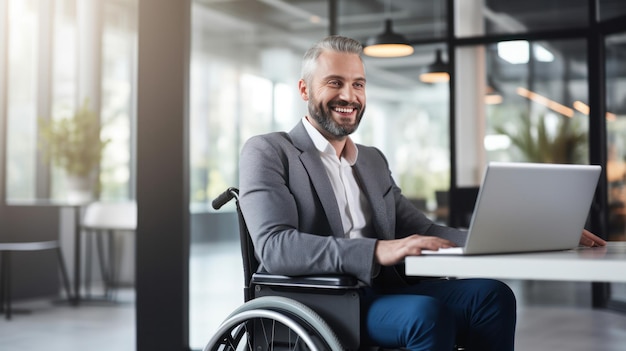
[{"left": 239, "top": 35, "right": 605, "bottom": 350}]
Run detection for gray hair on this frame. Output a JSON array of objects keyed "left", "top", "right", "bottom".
[{"left": 301, "top": 35, "right": 364, "bottom": 84}]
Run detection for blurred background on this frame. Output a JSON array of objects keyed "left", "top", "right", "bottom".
[{"left": 1, "top": 0, "right": 626, "bottom": 350}]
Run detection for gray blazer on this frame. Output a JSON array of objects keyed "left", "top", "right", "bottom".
[{"left": 239, "top": 121, "right": 466, "bottom": 286}]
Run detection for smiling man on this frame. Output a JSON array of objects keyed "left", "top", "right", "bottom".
[
  {"left": 300, "top": 47, "right": 366, "bottom": 144},
  {"left": 239, "top": 35, "right": 576, "bottom": 350}
]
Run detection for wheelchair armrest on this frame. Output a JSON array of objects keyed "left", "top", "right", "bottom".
[{"left": 251, "top": 272, "right": 361, "bottom": 290}]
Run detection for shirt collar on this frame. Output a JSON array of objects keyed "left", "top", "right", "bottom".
[{"left": 302, "top": 116, "right": 358, "bottom": 165}]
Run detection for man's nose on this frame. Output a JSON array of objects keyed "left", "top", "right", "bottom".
[{"left": 339, "top": 85, "right": 357, "bottom": 102}]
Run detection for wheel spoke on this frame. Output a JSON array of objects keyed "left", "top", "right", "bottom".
[{"left": 203, "top": 297, "right": 344, "bottom": 351}]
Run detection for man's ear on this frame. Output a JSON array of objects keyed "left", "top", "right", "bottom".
[{"left": 298, "top": 79, "right": 309, "bottom": 101}]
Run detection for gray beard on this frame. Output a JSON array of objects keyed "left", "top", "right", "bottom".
[{"left": 307, "top": 100, "right": 364, "bottom": 139}]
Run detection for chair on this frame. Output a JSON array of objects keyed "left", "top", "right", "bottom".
[
  {"left": 434, "top": 190, "right": 449, "bottom": 224},
  {"left": 206, "top": 188, "right": 361, "bottom": 350},
  {"left": 205, "top": 187, "right": 464, "bottom": 351},
  {"left": 81, "top": 201, "right": 136, "bottom": 300},
  {"left": 0, "top": 240, "right": 72, "bottom": 320},
  {"left": 449, "top": 187, "right": 479, "bottom": 229}
]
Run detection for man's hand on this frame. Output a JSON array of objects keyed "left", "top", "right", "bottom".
[
  {"left": 579, "top": 229, "right": 607, "bottom": 247},
  {"left": 374, "top": 235, "right": 457, "bottom": 266}
]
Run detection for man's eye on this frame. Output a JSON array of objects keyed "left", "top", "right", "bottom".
[
  {"left": 354, "top": 82, "right": 365, "bottom": 89},
  {"left": 328, "top": 80, "right": 341, "bottom": 87}
]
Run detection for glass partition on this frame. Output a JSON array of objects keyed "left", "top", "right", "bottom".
[
  {"left": 453, "top": 38, "right": 589, "bottom": 227},
  {"left": 5, "top": 0, "right": 39, "bottom": 200},
  {"left": 605, "top": 29, "right": 626, "bottom": 309},
  {"left": 339, "top": 0, "right": 447, "bottom": 42},
  {"left": 3, "top": 0, "right": 136, "bottom": 203},
  {"left": 606, "top": 32, "right": 626, "bottom": 242},
  {"left": 0, "top": 0, "right": 137, "bottom": 348},
  {"left": 484, "top": 39, "right": 589, "bottom": 165},
  {"left": 188, "top": 2, "right": 310, "bottom": 347},
  {"left": 454, "top": 38, "right": 589, "bottom": 192},
  {"left": 358, "top": 48, "right": 450, "bottom": 210},
  {"left": 99, "top": 0, "right": 136, "bottom": 201},
  {"left": 187, "top": 1, "right": 626, "bottom": 347},
  {"left": 599, "top": 0, "right": 626, "bottom": 22},
  {"left": 456, "top": 0, "right": 588, "bottom": 38},
  {"left": 188, "top": 1, "right": 452, "bottom": 348},
  {"left": 49, "top": 0, "right": 78, "bottom": 200}
]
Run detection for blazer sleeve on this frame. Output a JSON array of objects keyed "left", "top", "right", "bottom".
[
  {"left": 362, "top": 146, "right": 468, "bottom": 246},
  {"left": 393, "top": 182, "right": 467, "bottom": 246},
  {"left": 239, "top": 133, "right": 378, "bottom": 285}
]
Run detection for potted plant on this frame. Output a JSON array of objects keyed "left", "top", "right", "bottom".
[
  {"left": 493, "top": 112, "right": 587, "bottom": 164},
  {"left": 38, "top": 99, "right": 110, "bottom": 203}
]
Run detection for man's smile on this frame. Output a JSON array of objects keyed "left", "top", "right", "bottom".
[{"left": 333, "top": 106, "right": 355, "bottom": 114}]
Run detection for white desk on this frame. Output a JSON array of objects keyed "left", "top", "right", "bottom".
[{"left": 405, "top": 242, "right": 626, "bottom": 283}]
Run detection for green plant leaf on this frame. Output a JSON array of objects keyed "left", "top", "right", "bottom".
[
  {"left": 38, "top": 99, "right": 110, "bottom": 177},
  {"left": 493, "top": 112, "right": 586, "bottom": 164}
]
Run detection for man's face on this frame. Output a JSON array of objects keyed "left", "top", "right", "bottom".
[{"left": 299, "top": 51, "right": 366, "bottom": 139}]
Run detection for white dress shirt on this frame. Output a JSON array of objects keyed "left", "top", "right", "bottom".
[{"left": 302, "top": 117, "right": 374, "bottom": 239}]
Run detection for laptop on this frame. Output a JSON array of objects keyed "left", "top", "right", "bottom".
[{"left": 422, "top": 162, "right": 601, "bottom": 255}]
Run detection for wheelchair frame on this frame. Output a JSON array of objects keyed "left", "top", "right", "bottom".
[
  {"left": 204, "top": 187, "right": 364, "bottom": 351},
  {"left": 204, "top": 187, "right": 463, "bottom": 351}
]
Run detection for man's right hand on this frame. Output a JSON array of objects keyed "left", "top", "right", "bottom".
[{"left": 374, "top": 235, "right": 457, "bottom": 266}]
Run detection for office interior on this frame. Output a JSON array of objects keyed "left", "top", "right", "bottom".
[{"left": 1, "top": 0, "right": 626, "bottom": 350}]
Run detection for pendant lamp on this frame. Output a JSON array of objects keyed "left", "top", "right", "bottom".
[
  {"left": 419, "top": 49, "right": 449, "bottom": 83},
  {"left": 363, "top": 0, "right": 413, "bottom": 58},
  {"left": 485, "top": 77, "right": 503, "bottom": 105},
  {"left": 364, "top": 19, "right": 414, "bottom": 58}
]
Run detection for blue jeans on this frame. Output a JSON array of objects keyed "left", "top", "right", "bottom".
[{"left": 362, "top": 279, "right": 516, "bottom": 351}]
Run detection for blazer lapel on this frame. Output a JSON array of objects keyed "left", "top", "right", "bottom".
[
  {"left": 354, "top": 154, "right": 392, "bottom": 239},
  {"left": 289, "top": 122, "right": 345, "bottom": 238}
]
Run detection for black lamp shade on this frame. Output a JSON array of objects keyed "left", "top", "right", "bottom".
[
  {"left": 363, "top": 19, "right": 414, "bottom": 58},
  {"left": 485, "top": 77, "right": 503, "bottom": 104},
  {"left": 420, "top": 49, "right": 449, "bottom": 83}
]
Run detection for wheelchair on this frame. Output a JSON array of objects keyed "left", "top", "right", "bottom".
[{"left": 204, "top": 187, "right": 464, "bottom": 351}]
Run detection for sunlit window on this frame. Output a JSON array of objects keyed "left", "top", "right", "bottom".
[
  {"left": 100, "top": 0, "right": 136, "bottom": 201},
  {"left": 189, "top": 58, "right": 239, "bottom": 210},
  {"left": 6, "top": 0, "right": 38, "bottom": 200},
  {"left": 50, "top": 0, "right": 78, "bottom": 200},
  {"left": 497, "top": 41, "right": 555, "bottom": 65},
  {"left": 3, "top": 0, "right": 136, "bottom": 202},
  {"left": 485, "top": 39, "right": 589, "bottom": 165}
]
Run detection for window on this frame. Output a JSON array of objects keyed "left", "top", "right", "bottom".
[
  {"left": 606, "top": 32, "right": 626, "bottom": 243},
  {"left": 49, "top": 0, "right": 78, "bottom": 200},
  {"left": 2, "top": 0, "right": 137, "bottom": 203},
  {"left": 5, "top": 0, "right": 39, "bottom": 200},
  {"left": 484, "top": 39, "right": 589, "bottom": 166},
  {"left": 184, "top": 1, "right": 626, "bottom": 346},
  {"left": 600, "top": 0, "right": 626, "bottom": 22},
  {"left": 605, "top": 26, "right": 626, "bottom": 311},
  {"left": 188, "top": 1, "right": 452, "bottom": 345},
  {"left": 457, "top": 0, "right": 589, "bottom": 38},
  {"left": 99, "top": 0, "right": 137, "bottom": 200}
]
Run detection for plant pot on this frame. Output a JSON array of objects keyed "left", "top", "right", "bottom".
[{"left": 66, "top": 174, "right": 95, "bottom": 204}]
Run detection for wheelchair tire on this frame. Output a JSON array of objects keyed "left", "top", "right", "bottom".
[{"left": 203, "top": 296, "right": 344, "bottom": 351}]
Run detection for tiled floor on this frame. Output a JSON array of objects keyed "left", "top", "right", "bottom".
[
  {"left": 0, "top": 293, "right": 135, "bottom": 351},
  {"left": 1, "top": 241, "right": 626, "bottom": 351}
]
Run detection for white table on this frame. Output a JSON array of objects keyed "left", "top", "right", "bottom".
[{"left": 405, "top": 242, "right": 626, "bottom": 283}]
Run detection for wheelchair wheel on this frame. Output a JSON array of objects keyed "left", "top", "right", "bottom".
[{"left": 203, "top": 296, "right": 344, "bottom": 351}]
